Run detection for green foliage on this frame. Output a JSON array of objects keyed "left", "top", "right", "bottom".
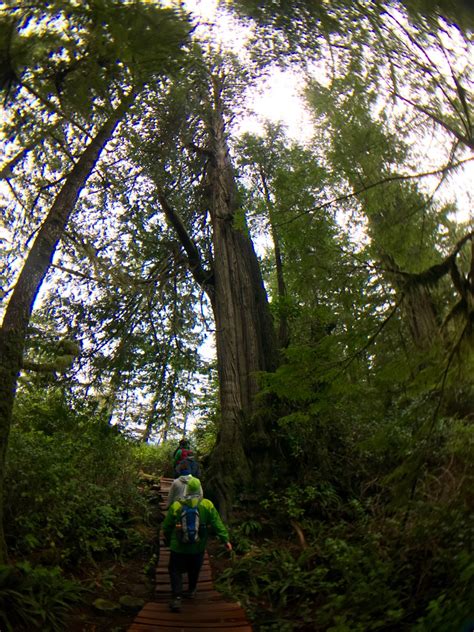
[
  {"left": 218, "top": 525, "right": 406, "bottom": 631},
  {"left": 0, "top": 6, "right": 471, "bottom": 632},
  {"left": 229, "top": 519, "right": 263, "bottom": 553},
  {"left": 0, "top": 562, "right": 83, "bottom": 632},
  {"left": 401, "top": 0, "right": 474, "bottom": 30},
  {"left": 220, "top": 490, "right": 474, "bottom": 631},
  {"left": 218, "top": 396, "right": 474, "bottom": 630},
  {"left": 143, "top": 553, "right": 158, "bottom": 580},
  {"left": 258, "top": 347, "right": 373, "bottom": 489},
  {"left": 191, "top": 408, "right": 219, "bottom": 458},
  {"left": 0, "top": 0, "right": 191, "bottom": 108},
  {"left": 13, "top": 387, "right": 76, "bottom": 435},
  {"left": 239, "top": 519, "right": 263, "bottom": 536},
  {"left": 132, "top": 441, "right": 174, "bottom": 473},
  {"left": 6, "top": 389, "right": 149, "bottom": 565},
  {"left": 224, "top": 338, "right": 474, "bottom": 632},
  {"left": 412, "top": 593, "right": 473, "bottom": 632},
  {"left": 259, "top": 484, "right": 342, "bottom": 525}
]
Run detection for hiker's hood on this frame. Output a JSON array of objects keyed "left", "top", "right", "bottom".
[
  {"left": 187, "top": 476, "right": 201, "bottom": 494},
  {"left": 178, "top": 474, "right": 192, "bottom": 483},
  {"left": 181, "top": 476, "right": 202, "bottom": 507}
]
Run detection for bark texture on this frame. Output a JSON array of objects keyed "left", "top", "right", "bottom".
[
  {"left": 153, "top": 75, "right": 280, "bottom": 516},
  {"left": 204, "top": 76, "right": 279, "bottom": 516},
  {"left": 402, "top": 285, "right": 441, "bottom": 351}
]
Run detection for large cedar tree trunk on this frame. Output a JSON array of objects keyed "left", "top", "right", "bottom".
[
  {"left": 403, "top": 285, "right": 440, "bottom": 350},
  {"left": 204, "top": 77, "right": 279, "bottom": 515},
  {"left": 0, "top": 99, "right": 131, "bottom": 563}
]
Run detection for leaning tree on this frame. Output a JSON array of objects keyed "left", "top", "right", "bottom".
[{"left": 0, "top": 0, "right": 190, "bottom": 563}]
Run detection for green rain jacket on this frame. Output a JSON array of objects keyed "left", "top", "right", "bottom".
[{"left": 162, "top": 497, "right": 229, "bottom": 554}]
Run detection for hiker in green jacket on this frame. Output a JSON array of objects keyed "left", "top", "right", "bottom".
[{"left": 162, "top": 476, "right": 232, "bottom": 612}]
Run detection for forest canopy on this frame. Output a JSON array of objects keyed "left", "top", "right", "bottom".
[{"left": 0, "top": 0, "right": 473, "bottom": 630}]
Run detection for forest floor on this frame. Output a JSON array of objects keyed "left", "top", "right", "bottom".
[{"left": 65, "top": 548, "right": 155, "bottom": 632}]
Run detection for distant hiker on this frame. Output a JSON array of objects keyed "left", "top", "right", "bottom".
[
  {"left": 172, "top": 438, "right": 191, "bottom": 467},
  {"left": 167, "top": 462, "right": 203, "bottom": 508},
  {"left": 162, "top": 476, "right": 232, "bottom": 613},
  {"left": 173, "top": 438, "right": 190, "bottom": 460},
  {"left": 172, "top": 438, "right": 200, "bottom": 478}
]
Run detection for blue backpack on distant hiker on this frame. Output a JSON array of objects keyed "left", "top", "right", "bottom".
[
  {"left": 174, "top": 450, "right": 201, "bottom": 479},
  {"left": 182, "top": 456, "right": 201, "bottom": 478},
  {"left": 173, "top": 439, "right": 202, "bottom": 479}
]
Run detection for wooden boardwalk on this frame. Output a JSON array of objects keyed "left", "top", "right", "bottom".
[{"left": 128, "top": 477, "right": 252, "bottom": 631}]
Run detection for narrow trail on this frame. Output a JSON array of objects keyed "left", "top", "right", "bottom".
[{"left": 128, "top": 477, "right": 253, "bottom": 631}]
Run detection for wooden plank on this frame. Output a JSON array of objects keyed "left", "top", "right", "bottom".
[
  {"left": 153, "top": 592, "right": 224, "bottom": 603},
  {"left": 135, "top": 614, "right": 249, "bottom": 626},
  {"left": 140, "top": 603, "right": 246, "bottom": 615},
  {"left": 135, "top": 603, "right": 251, "bottom": 626},
  {"left": 155, "top": 571, "right": 213, "bottom": 579},
  {"left": 155, "top": 572, "right": 213, "bottom": 581},
  {"left": 155, "top": 569, "right": 212, "bottom": 575},
  {"left": 155, "top": 566, "right": 212, "bottom": 573},
  {"left": 154, "top": 581, "right": 215, "bottom": 589},
  {"left": 136, "top": 613, "right": 248, "bottom": 620},
  {"left": 155, "top": 577, "right": 213, "bottom": 585},
  {"left": 134, "top": 619, "right": 250, "bottom": 629},
  {"left": 131, "top": 624, "right": 252, "bottom": 630},
  {"left": 155, "top": 581, "right": 214, "bottom": 590},
  {"left": 155, "top": 578, "right": 213, "bottom": 586},
  {"left": 128, "top": 623, "right": 252, "bottom": 632}
]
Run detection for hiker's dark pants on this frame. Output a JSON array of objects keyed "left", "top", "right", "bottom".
[{"left": 168, "top": 550, "right": 204, "bottom": 597}]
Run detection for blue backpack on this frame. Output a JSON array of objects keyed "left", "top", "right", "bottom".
[
  {"left": 184, "top": 457, "right": 201, "bottom": 478},
  {"left": 177, "top": 501, "right": 201, "bottom": 544},
  {"left": 175, "top": 457, "right": 201, "bottom": 479}
]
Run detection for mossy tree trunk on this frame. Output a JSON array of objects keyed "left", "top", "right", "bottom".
[{"left": 0, "top": 99, "right": 131, "bottom": 563}]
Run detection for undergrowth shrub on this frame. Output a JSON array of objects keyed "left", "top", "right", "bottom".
[
  {"left": 5, "top": 426, "right": 146, "bottom": 565},
  {"left": 219, "top": 477, "right": 474, "bottom": 631},
  {"left": 219, "top": 516, "right": 406, "bottom": 631},
  {"left": 5, "top": 390, "right": 150, "bottom": 566},
  {"left": 132, "top": 441, "right": 175, "bottom": 477},
  {"left": 0, "top": 562, "right": 83, "bottom": 632}
]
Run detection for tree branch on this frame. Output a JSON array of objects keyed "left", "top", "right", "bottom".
[
  {"left": 333, "top": 296, "right": 403, "bottom": 379},
  {"left": 277, "top": 156, "right": 474, "bottom": 227},
  {"left": 156, "top": 188, "right": 214, "bottom": 291},
  {"left": 394, "top": 92, "right": 474, "bottom": 150},
  {"left": 396, "top": 231, "right": 473, "bottom": 290}
]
